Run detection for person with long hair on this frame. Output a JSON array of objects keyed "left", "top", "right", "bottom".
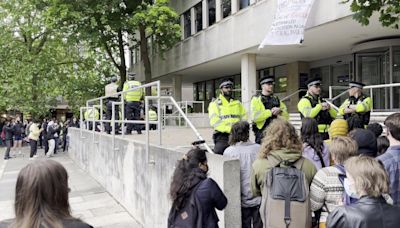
[
  {"left": 168, "top": 148, "right": 227, "bottom": 228},
  {"left": 0, "top": 160, "right": 93, "bottom": 228},
  {"left": 327, "top": 156, "right": 400, "bottom": 228},
  {"left": 301, "top": 118, "right": 330, "bottom": 170},
  {"left": 251, "top": 118, "right": 317, "bottom": 197}
]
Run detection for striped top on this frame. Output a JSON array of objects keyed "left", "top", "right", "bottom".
[{"left": 310, "top": 166, "right": 344, "bottom": 223}]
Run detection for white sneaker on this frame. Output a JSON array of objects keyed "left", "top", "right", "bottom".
[
  {"left": 33, "top": 155, "right": 39, "bottom": 158},
  {"left": 29, "top": 157, "right": 34, "bottom": 160}
]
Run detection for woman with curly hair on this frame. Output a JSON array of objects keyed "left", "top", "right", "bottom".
[
  {"left": 251, "top": 118, "right": 317, "bottom": 197},
  {"left": 168, "top": 148, "right": 227, "bottom": 228}
]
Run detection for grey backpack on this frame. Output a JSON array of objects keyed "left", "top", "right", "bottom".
[{"left": 260, "top": 158, "right": 311, "bottom": 228}]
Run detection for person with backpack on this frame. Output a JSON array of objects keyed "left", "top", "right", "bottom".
[
  {"left": 223, "top": 121, "right": 262, "bottom": 228},
  {"left": 301, "top": 118, "right": 330, "bottom": 170},
  {"left": 327, "top": 156, "right": 400, "bottom": 228},
  {"left": 251, "top": 118, "right": 317, "bottom": 228},
  {"left": 168, "top": 148, "right": 227, "bottom": 228},
  {"left": 309, "top": 136, "right": 359, "bottom": 228},
  {"left": 3, "top": 119, "right": 14, "bottom": 160}
]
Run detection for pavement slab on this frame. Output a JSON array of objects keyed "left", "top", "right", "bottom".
[{"left": 0, "top": 146, "right": 142, "bottom": 228}]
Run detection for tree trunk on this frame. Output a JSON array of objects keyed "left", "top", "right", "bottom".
[
  {"left": 118, "top": 29, "right": 127, "bottom": 89},
  {"left": 139, "top": 24, "right": 152, "bottom": 96}
]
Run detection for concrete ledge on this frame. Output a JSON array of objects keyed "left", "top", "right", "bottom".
[{"left": 68, "top": 128, "right": 241, "bottom": 228}]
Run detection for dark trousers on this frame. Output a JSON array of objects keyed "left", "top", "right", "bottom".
[
  {"left": 105, "top": 100, "right": 120, "bottom": 134},
  {"left": 320, "top": 132, "right": 329, "bottom": 140},
  {"left": 125, "top": 101, "right": 141, "bottom": 134},
  {"left": 63, "top": 135, "right": 68, "bottom": 151},
  {"left": 43, "top": 135, "right": 49, "bottom": 154},
  {"left": 54, "top": 137, "right": 59, "bottom": 154},
  {"left": 4, "top": 140, "right": 12, "bottom": 159},
  {"left": 254, "top": 128, "right": 265, "bottom": 144},
  {"left": 242, "top": 206, "right": 263, "bottom": 228},
  {"left": 29, "top": 139, "right": 37, "bottom": 158},
  {"left": 213, "top": 132, "right": 230, "bottom": 155}
]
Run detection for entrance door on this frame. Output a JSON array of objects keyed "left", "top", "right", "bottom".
[{"left": 357, "top": 51, "right": 390, "bottom": 110}]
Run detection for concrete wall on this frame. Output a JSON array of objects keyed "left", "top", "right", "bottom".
[{"left": 68, "top": 128, "right": 241, "bottom": 228}]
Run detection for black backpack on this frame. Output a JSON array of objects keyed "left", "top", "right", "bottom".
[{"left": 168, "top": 181, "right": 203, "bottom": 228}]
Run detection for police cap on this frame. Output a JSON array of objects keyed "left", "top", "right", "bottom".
[
  {"left": 111, "top": 76, "right": 118, "bottom": 83},
  {"left": 305, "top": 77, "right": 322, "bottom": 88},
  {"left": 260, "top": 76, "right": 275, "bottom": 85},
  {"left": 219, "top": 78, "right": 234, "bottom": 88},
  {"left": 349, "top": 81, "right": 365, "bottom": 89},
  {"left": 127, "top": 72, "right": 136, "bottom": 80}
]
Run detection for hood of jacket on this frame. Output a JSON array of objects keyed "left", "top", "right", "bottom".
[{"left": 267, "top": 148, "right": 302, "bottom": 165}]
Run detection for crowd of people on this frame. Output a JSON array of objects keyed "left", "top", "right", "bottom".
[
  {"left": 169, "top": 113, "right": 400, "bottom": 228},
  {"left": 0, "top": 117, "right": 79, "bottom": 160}
]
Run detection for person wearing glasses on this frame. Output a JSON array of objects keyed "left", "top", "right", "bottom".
[
  {"left": 298, "top": 77, "right": 337, "bottom": 140},
  {"left": 338, "top": 81, "right": 372, "bottom": 128},
  {"left": 208, "top": 78, "right": 246, "bottom": 155}
]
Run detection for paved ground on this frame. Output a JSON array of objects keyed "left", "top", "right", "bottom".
[{"left": 0, "top": 146, "right": 142, "bottom": 228}]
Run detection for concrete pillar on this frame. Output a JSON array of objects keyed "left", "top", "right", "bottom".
[
  {"left": 286, "top": 62, "right": 310, "bottom": 112},
  {"left": 173, "top": 75, "right": 183, "bottom": 101},
  {"left": 202, "top": 0, "right": 209, "bottom": 29},
  {"left": 190, "top": 8, "right": 196, "bottom": 35},
  {"left": 241, "top": 54, "right": 257, "bottom": 118},
  {"left": 232, "top": 0, "right": 239, "bottom": 14},
  {"left": 216, "top": 0, "right": 222, "bottom": 22},
  {"left": 180, "top": 15, "right": 185, "bottom": 40}
]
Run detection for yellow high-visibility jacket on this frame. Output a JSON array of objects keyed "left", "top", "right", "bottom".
[
  {"left": 298, "top": 94, "right": 337, "bottom": 133},
  {"left": 149, "top": 109, "right": 158, "bottom": 121},
  {"left": 123, "top": 80, "right": 143, "bottom": 102},
  {"left": 338, "top": 96, "right": 372, "bottom": 116},
  {"left": 208, "top": 94, "right": 247, "bottom": 133},
  {"left": 250, "top": 95, "right": 289, "bottom": 130},
  {"left": 84, "top": 108, "right": 100, "bottom": 120}
]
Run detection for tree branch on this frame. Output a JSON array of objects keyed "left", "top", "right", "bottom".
[{"left": 103, "top": 40, "right": 120, "bottom": 69}]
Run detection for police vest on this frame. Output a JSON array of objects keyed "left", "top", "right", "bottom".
[
  {"left": 259, "top": 95, "right": 280, "bottom": 129},
  {"left": 344, "top": 95, "right": 370, "bottom": 125},
  {"left": 149, "top": 110, "right": 158, "bottom": 121},
  {"left": 300, "top": 95, "right": 333, "bottom": 125},
  {"left": 208, "top": 95, "right": 245, "bottom": 133},
  {"left": 123, "top": 80, "right": 143, "bottom": 102}
]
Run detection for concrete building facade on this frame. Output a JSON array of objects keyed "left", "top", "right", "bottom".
[{"left": 132, "top": 0, "right": 400, "bottom": 112}]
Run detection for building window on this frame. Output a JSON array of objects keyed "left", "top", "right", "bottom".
[
  {"left": 208, "top": 0, "right": 216, "bottom": 26},
  {"left": 183, "top": 10, "right": 191, "bottom": 39},
  {"left": 240, "top": 0, "right": 250, "bottom": 9},
  {"left": 222, "top": 0, "right": 231, "bottom": 18},
  {"left": 274, "top": 65, "right": 287, "bottom": 93},
  {"left": 194, "top": 3, "right": 203, "bottom": 32},
  {"left": 206, "top": 80, "right": 215, "bottom": 100}
]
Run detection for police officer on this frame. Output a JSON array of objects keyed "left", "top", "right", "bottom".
[
  {"left": 123, "top": 73, "right": 144, "bottom": 134},
  {"left": 339, "top": 81, "right": 372, "bottom": 128},
  {"left": 105, "top": 76, "right": 120, "bottom": 134},
  {"left": 251, "top": 76, "right": 289, "bottom": 144},
  {"left": 298, "top": 77, "right": 337, "bottom": 140},
  {"left": 84, "top": 107, "right": 100, "bottom": 131},
  {"left": 208, "top": 78, "right": 246, "bottom": 155},
  {"left": 149, "top": 106, "right": 158, "bottom": 130}
]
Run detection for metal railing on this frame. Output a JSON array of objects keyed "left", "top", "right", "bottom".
[
  {"left": 329, "top": 83, "right": 400, "bottom": 112},
  {"left": 162, "top": 101, "right": 205, "bottom": 127},
  {"left": 80, "top": 81, "right": 213, "bottom": 164},
  {"left": 281, "top": 89, "right": 307, "bottom": 102}
]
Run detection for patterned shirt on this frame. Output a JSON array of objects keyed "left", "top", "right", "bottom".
[
  {"left": 377, "top": 145, "right": 400, "bottom": 205},
  {"left": 310, "top": 166, "right": 345, "bottom": 223}
]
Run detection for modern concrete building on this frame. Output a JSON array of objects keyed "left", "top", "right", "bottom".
[{"left": 132, "top": 0, "right": 400, "bottom": 112}]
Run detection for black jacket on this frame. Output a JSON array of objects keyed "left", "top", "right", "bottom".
[
  {"left": 327, "top": 196, "right": 400, "bottom": 228},
  {"left": 3, "top": 125, "right": 14, "bottom": 140},
  {"left": 196, "top": 178, "right": 228, "bottom": 228}
]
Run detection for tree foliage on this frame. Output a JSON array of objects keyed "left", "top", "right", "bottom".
[
  {"left": 343, "top": 0, "right": 400, "bottom": 29},
  {"left": 0, "top": 0, "right": 112, "bottom": 117}
]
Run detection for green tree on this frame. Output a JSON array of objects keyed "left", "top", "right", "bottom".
[
  {"left": 342, "top": 0, "right": 400, "bottom": 29},
  {"left": 47, "top": 0, "right": 181, "bottom": 94},
  {"left": 0, "top": 0, "right": 112, "bottom": 117}
]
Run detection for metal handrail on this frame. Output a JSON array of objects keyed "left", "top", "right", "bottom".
[
  {"left": 329, "top": 86, "right": 348, "bottom": 100},
  {"left": 80, "top": 81, "right": 213, "bottom": 164},
  {"left": 281, "top": 89, "right": 307, "bottom": 102},
  {"left": 162, "top": 100, "right": 205, "bottom": 127}
]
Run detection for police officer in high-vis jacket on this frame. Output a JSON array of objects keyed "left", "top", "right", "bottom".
[
  {"left": 251, "top": 76, "right": 289, "bottom": 144},
  {"left": 339, "top": 81, "right": 372, "bottom": 128},
  {"left": 208, "top": 78, "right": 247, "bottom": 155},
  {"left": 84, "top": 107, "right": 100, "bottom": 131},
  {"left": 105, "top": 76, "right": 121, "bottom": 134},
  {"left": 123, "top": 73, "right": 144, "bottom": 134},
  {"left": 298, "top": 77, "right": 337, "bottom": 140}
]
